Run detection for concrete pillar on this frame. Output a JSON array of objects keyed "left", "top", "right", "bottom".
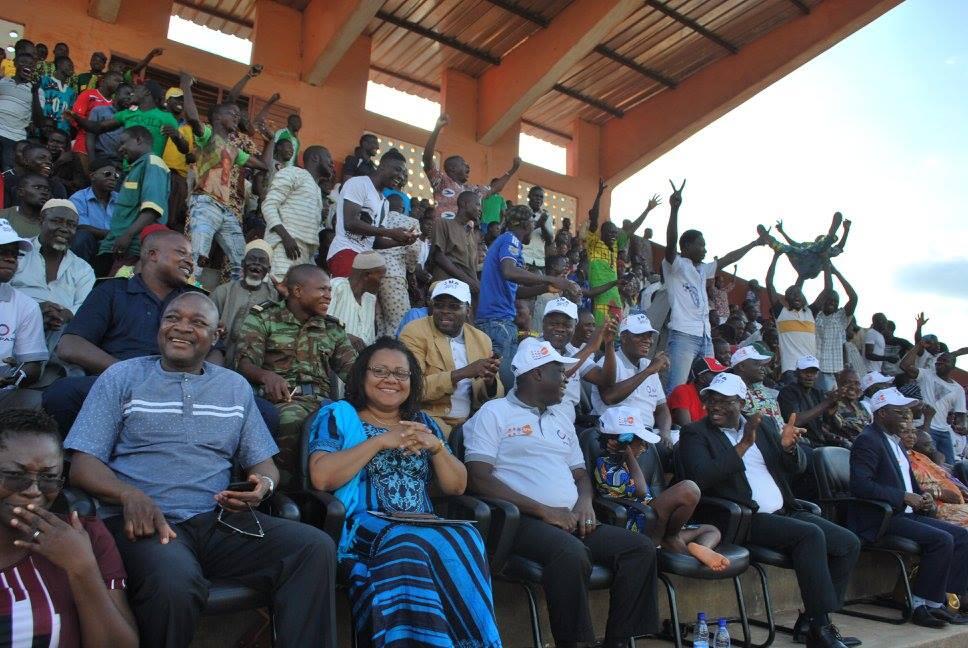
[{"left": 252, "top": 0, "right": 301, "bottom": 79}]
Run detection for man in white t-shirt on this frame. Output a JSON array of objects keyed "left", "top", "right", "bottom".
[
  {"left": 464, "top": 338, "right": 659, "bottom": 647},
  {"left": 538, "top": 296, "right": 617, "bottom": 424},
  {"left": 591, "top": 313, "right": 673, "bottom": 445},
  {"left": 326, "top": 148, "right": 416, "bottom": 278},
  {"left": 864, "top": 313, "right": 897, "bottom": 374},
  {"left": 765, "top": 250, "right": 818, "bottom": 375},
  {"left": 0, "top": 218, "right": 49, "bottom": 408},
  {"left": 663, "top": 179, "right": 767, "bottom": 391},
  {"left": 901, "top": 340, "right": 967, "bottom": 464}
]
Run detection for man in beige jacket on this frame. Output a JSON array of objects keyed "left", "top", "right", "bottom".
[{"left": 400, "top": 279, "right": 502, "bottom": 436}]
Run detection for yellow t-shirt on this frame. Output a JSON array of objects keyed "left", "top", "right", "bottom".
[
  {"left": 161, "top": 124, "right": 195, "bottom": 176},
  {"left": 0, "top": 60, "right": 15, "bottom": 77}
]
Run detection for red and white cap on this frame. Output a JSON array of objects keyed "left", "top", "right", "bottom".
[
  {"left": 700, "top": 373, "right": 749, "bottom": 400},
  {"left": 511, "top": 338, "right": 578, "bottom": 377},
  {"left": 599, "top": 406, "right": 662, "bottom": 443},
  {"left": 869, "top": 387, "right": 918, "bottom": 413}
]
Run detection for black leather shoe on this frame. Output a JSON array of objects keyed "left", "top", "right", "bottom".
[
  {"left": 804, "top": 625, "right": 848, "bottom": 648},
  {"left": 828, "top": 624, "right": 861, "bottom": 647},
  {"left": 912, "top": 605, "right": 948, "bottom": 628},
  {"left": 928, "top": 606, "right": 968, "bottom": 625},
  {"left": 792, "top": 613, "right": 808, "bottom": 644}
]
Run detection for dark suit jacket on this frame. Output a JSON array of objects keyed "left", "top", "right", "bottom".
[
  {"left": 848, "top": 424, "right": 922, "bottom": 541},
  {"left": 678, "top": 416, "right": 807, "bottom": 513}
]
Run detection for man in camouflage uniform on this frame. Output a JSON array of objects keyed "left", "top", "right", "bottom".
[{"left": 237, "top": 264, "right": 357, "bottom": 485}]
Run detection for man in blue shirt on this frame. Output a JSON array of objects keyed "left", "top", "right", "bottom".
[
  {"left": 65, "top": 291, "right": 336, "bottom": 648},
  {"left": 68, "top": 156, "right": 118, "bottom": 264},
  {"left": 43, "top": 229, "right": 278, "bottom": 435},
  {"left": 477, "top": 204, "right": 576, "bottom": 390}
]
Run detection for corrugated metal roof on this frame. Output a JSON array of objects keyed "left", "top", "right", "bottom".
[{"left": 172, "top": 0, "right": 822, "bottom": 140}]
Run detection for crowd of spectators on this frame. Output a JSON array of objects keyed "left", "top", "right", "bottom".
[{"left": 0, "top": 37, "right": 966, "bottom": 648}]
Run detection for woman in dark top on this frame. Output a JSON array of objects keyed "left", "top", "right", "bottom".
[
  {"left": 308, "top": 337, "right": 500, "bottom": 647},
  {"left": 0, "top": 409, "right": 137, "bottom": 648}
]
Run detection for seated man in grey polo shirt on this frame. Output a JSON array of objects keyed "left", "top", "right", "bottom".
[
  {"left": 464, "top": 337, "right": 658, "bottom": 648},
  {"left": 65, "top": 292, "right": 336, "bottom": 648}
]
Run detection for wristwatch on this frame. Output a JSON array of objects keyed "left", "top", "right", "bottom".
[
  {"left": 429, "top": 438, "right": 445, "bottom": 456},
  {"left": 257, "top": 474, "right": 275, "bottom": 498}
]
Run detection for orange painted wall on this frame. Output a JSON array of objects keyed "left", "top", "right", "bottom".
[{"left": 3, "top": 0, "right": 601, "bottom": 221}]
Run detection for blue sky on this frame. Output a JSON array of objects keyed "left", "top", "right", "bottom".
[{"left": 611, "top": 0, "right": 968, "bottom": 345}]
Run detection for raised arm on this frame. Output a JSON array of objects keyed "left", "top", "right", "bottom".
[
  {"left": 914, "top": 312, "right": 928, "bottom": 346},
  {"left": 626, "top": 194, "right": 661, "bottom": 233},
  {"left": 718, "top": 227, "right": 768, "bottom": 269},
  {"left": 129, "top": 47, "right": 164, "bottom": 76},
  {"left": 587, "top": 178, "right": 607, "bottom": 234},
  {"left": 179, "top": 71, "right": 204, "bottom": 137},
  {"left": 226, "top": 64, "right": 262, "bottom": 105},
  {"left": 810, "top": 263, "right": 834, "bottom": 314},
  {"left": 899, "top": 339, "right": 922, "bottom": 379},
  {"left": 423, "top": 114, "right": 447, "bottom": 174},
  {"left": 664, "top": 179, "right": 685, "bottom": 263},
  {"left": 488, "top": 156, "right": 522, "bottom": 195},
  {"left": 600, "top": 353, "right": 669, "bottom": 405},
  {"left": 252, "top": 92, "right": 281, "bottom": 128},
  {"left": 830, "top": 263, "right": 857, "bottom": 316},
  {"left": 765, "top": 250, "right": 783, "bottom": 311},
  {"left": 774, "top": 220, "right": 796, "bottom": 246}
]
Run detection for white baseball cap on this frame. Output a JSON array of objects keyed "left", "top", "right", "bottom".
[
  {"left": 619, "top": 313, "right": 657, "bottom": 335},
  {"left": 599, "top": 406, "right": 661, "bottom": 444},
  {"left": 0, "top": 219, "right": 32, "bottom": 252},
  {"left": 700, "top": 372, "right": 749, "bottom": 400},
  {"left": 730, "top": 345, "right": 772, "bottom": 366},
  {"left": 543, "top": 297, "right": 578, "bottom": 320},
  {"left": 859, "top": 371, "right": 894, "bottom": 392},
  {"left": 869, "top": 387, "right": 918, "bottom": 413},
  {"left": 511, "top": 337, "right": 578, "bottom": 377},
  {"left": 430, "top": 278, "right": 471, "bottom": 304},
  {"left": 796, "top": 355, "right": 821, "bottom": 370}
]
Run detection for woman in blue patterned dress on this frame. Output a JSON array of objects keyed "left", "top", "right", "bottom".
[{"left": 308, "top": 337, "right": 501, "bottom": 647}]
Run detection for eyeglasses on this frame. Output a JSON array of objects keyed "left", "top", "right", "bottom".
[
  {"left": 0, "top": 470, "right": 65, "bottom": 494},
  {"left": 97, "top": 169, "right": 119, "bottom": 179},
  {"left": 216, "top": 504, "right": 264, "bottom": 538},
  {"left": 367, "top": 366, "right": 412, "bottom": 381}
]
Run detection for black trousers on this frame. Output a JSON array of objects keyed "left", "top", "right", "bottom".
[
  {"left": 887, "top": 512, "right": 968, "bottom": 603},
  {"left": 105, "top": 510, "right": 337, "bottom": 648},
  {"left": 512, "top": 515, "right": 658, "bottom": 643},
  {"left": 749, "top": 510, "right": 860, "bottom": 618},
  {"left": 43, "top": 375, "right": 280, "bottom": 437}
]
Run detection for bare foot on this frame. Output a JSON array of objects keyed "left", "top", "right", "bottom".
[{"left": 687, "top": 542, "right": 731, "bottom": 572}]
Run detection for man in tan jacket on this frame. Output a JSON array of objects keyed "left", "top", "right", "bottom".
[{"left": 400, "top": 279, "right": 503, "bottom": 436}]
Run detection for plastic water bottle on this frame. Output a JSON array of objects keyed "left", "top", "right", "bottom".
[
  {"left": 694, "top": 612, "right": 709, "bottom": 648},
  {"left": 714, "top": 617, "right": 731, "bottom": 648}
]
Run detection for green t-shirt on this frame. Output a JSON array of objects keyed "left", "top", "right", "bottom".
[
  {"left": 616, "top": 230, "right": 630, "bottom": 251},
  {"left": 481, "top": 193, "right": 504, "bottom": 225},
  {"left": 113, "top": 107, "right": 180, "bottom": 157},
  {"left": 99, "top": 153, "right": 170, "bottom": 257}
]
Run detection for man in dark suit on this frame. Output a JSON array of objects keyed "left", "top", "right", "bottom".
[
  {"left": 679, "top": 373, "right": 861, "bottom": 648},
  {"left": 849, "top": 387, "right": 968, "bottom": 627}
]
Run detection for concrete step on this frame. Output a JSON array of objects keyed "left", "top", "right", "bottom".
[{"left": 188, "top": 549, "right": 967, "bottom": 647}]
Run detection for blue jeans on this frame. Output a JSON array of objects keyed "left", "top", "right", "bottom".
[
  {"left": 930, "top": 427, "right": 956, "bottom": 464},
  {"left": 666, "top": 329, "right": 713, "bottom": 394},
  {"left": 188, "top": 194, "right": 246, "bottom": 280},
  {"left": 476, "top": 318, "right": 517, "bottom": 393}
]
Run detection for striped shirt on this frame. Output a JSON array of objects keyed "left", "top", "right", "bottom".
[
  {"left": 0, "top": 77, "right": 33, "bottom": 141},
  {"left": 814, "top": 308, "right": 848, "bottom": 373},
  {"left": 776, "top": 306, "right": 816, "bottom": 373},
  {"left": 261, "top": 165, "right": 323, "bottom": 245},
  {"left": 65, "top": 357, "right": 278, "bottom": 523},
  {"left": 0, "top": 517, "right": 126, "bottom": 648}
]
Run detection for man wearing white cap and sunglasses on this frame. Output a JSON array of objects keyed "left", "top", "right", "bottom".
[
  {"left": 400, "top": 278, "right": 501, "bottom": 436},
  {"left": 730, "top": 344, "right": 785, "bottom": 432},
  {"left": 592, "top": 313, "right": 673, "bottom": 446},
  {"left": 465, "top": 337, "right": 658, "bottom": 648},
  {"left": 850, "top": 387, "right": 968, "bottom": 628},
  {"left": 680, "top": 372, "right": 862, "bottom": 648},
  {"left": 0, "top": 218, "right": 48, "bottom": 408},
  {"left": 538, "top": 296, "right": 618, "bottom": 425}
]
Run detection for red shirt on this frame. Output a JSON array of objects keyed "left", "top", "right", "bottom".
[
  {"left": 668, "top": 383, "right": 706, "bottom": 424},
  {"left": 0, "top": 516, "right": 126, "bottom": 647},
  {"left": 70, "top": 89, "right": 111, "bottom": 154}
]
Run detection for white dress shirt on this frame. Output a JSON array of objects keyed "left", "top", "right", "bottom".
[
  {"left": 886, "top": 434, "right": 914, "bottom": 513},
  {"left": 448, "top": 331, "right": 472, "bottom": 420},
  {"left": 722, "top": 421, "right": 785, "bottom": 514}
]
